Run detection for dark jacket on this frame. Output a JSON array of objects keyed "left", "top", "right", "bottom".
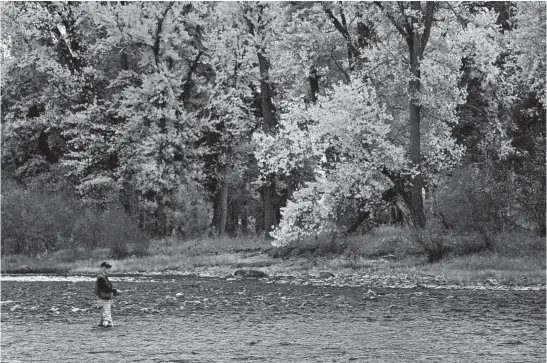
[{"left": 95, "top": 273, "right": 117, "bottom": 300}]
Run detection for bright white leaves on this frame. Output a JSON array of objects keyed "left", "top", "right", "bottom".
[
  {"left": 269, "top": 180, "right": 335, "bottom": 245},
  {"left": 511, "top": 2, "right": 546, "bottom": 108},
  {"left": 261, "top": 4, "right": 508, "bottom": 245},
  {"left": 257, "top": 77, "right": 407, "bottom": 245},
  {"left": 257, "top": 78, "right": 406, "bottom": 176},
  {"left": 356, "top": 4, "right": 472, "bottom": 184},
  {"left": 418, "top": 14, "right": 470, "bottom": 181}
]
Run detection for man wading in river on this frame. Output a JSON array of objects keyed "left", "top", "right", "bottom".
[{"left": 95, "top": 262, "right": 122, "bottom": 328}]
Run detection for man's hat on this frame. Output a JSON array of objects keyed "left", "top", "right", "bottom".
[{"left": 100, "top": 262, "right": 112, "bottom": 269}]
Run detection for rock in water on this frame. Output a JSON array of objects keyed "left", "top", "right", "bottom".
[{"left": 364, "top": 289, "right": 377, "bottom": 300}]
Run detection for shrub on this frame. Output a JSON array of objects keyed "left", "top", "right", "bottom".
[
  {"left": 97, "top": 209, "right": 149, "bottom": 259},
  {"left": 427, "top": 164, "right": 545, "bottom": 260},
  {"left": 490, "top": 231, "right": 546, "bottom": 257},
  {"left": 412, "top": 224, "right": 486, "bottom": 263},
  {"left": 432, "top": 166, "right": 505, "bottom": 236},
  {"left": 410, "top": 224, "right": 540, "bottom": 263},
  {"left": 432, "top": 165, "right": 545, "bottom": 238},
  {"left": 1, "top": 178, "right": 75, "bottom": 255},
  {"left": 412, "top": 228, "right": 453, "bottom": 263},
  {"left": 110, "top": 241, "right": 149, "bottom": 260},
  {"left": 1, "top": 177, "right": 149, "bottom": 258},
  {"left": 110, "top": 243, "right": 132, "bottom": 260}
]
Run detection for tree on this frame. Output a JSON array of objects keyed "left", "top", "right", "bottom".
[
  {"left": 259, "top": 77, "right": 407, "bottom": 245},
  {"left": 89, "top": 2, "right": 210, "bottom": 235},
  {"left": 1, "top": 2, "right": 97, "bottom": 182},
  {"left": 239, "top": 2, "right": 283, "bottom": 239},
  {"left": 371, "top": 2, "right": 436, "bottom": 228},
  {"left": 258, "top": 2, "right": 533, "bottom": 245}
]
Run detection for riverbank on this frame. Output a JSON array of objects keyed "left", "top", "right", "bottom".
[{"left": 2, "top": 228, "right": 545, "bottom": 289}]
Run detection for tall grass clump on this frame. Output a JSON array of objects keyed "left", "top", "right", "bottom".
[
  {"left": 267, "top": 226, "right": 419, "bottom": 260},
  {"left": 353, "top": 225, "right": 418, "bottom": 259},
  {"left": 410, "top": 224, "right": 544, "bottom": 264},
  {"left": 149, "top": 234, "right": 268, "bottom": 257},
  {"left": 268, "top": 234, "right": 348, "bottom": 259}
]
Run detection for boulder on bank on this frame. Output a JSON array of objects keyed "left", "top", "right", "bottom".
[
  {"left": 233, "top": 269, "right": 269, "bottom": 279},
  {"left": 317, "top": 271, "right": 335, "bottom": 279}
]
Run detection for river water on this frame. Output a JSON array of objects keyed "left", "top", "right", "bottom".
[{"left": 1, "top": 275, "right": 545, "bottom": 362}]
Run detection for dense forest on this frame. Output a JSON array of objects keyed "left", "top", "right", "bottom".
[{"left": 1, "top": 1, "right": 545, "bottom": 257}]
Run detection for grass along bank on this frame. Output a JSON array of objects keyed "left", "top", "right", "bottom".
[
  {"left": 1, "top": 235, "right": 273, "bottom": 275},
  {"left": 1, "top": 227, "right": 545, "bottom": 287}
]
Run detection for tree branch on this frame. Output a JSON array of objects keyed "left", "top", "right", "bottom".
[
  {"left": 153, "top": 2, "right": 174, "bottom": 66},
  {"left": 420, "top": 2, "right": 435, "bottom": 58},
  {"left": 330, "top": 50, "right": 351, "bottom": 83},
  {"left": 324, "top": 6, "right": 350, "bottom": 42},
  {"left": 181, "top": 51, "right": 203, "bottom": 104},
  {"left": 323, "top": 5, "right": 361, "bottom": 59},
  {"left": 344, "top": 210, "right": 371, "bottom": 234},
  {"left": 374, "top": 1, "right": 408, "bottom": 39},
  {"left": 397, "top": 1, "right": 414, "bottom": 36}
]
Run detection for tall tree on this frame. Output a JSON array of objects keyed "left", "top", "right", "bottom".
[
  {"left": 240, "top": 2, "right": 281, "bottom": 239},
  {"left": 259, "top": 2, "right": 499, "bottom": 245},
  {"left": 373, "top": 1, "right": 436, "bottom": 228},
  {"left": 1, "top": 2, "right": 101, "bottom": 182}
]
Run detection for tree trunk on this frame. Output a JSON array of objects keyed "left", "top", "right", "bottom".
[
  {"left": 309, "top": 67, "right": 320, "bottom": 103},
  {"left": 373, "top": 1, "right": 433, "bottom": 229},
  {"left": 263, "top": 177, "right": 276, "bottom": 239},
  {"left": 227, "top": 200, "right": 238, "bottom": 236},
  {"left": 324, "top": 6, "right": 359, "bottom": 72},
  {"left": 408, "top": 56, "right": 426, "bottom": 228},
  {"left": 258, "top": 52, "right": 277, "bottom": 239},
  {"left": 152, "top": 4, "right": 173, "bottom": 67},
  {"left": 407, "top": 1, "right": 428, "bottom": 228},
  {"left": 240, "top": 205, "right": 249, "bottom": 235},
  {"left": 156, "top": 200, "right": 168, "bottom": 236},
  {"left": 218, "top": 162, "right": 229, "bottom": 236},
  {"left": 255, "top": 207, "right": 264, "bottom": 234},
  {"left": 120, "top": 52, "right": 128, "bottom": 71}
]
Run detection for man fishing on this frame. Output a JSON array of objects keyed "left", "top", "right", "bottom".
[{"left": 95, "top": 262, "right": 122, "bottom": 328}]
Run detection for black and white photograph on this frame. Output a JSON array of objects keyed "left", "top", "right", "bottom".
[{"left": 1, "top": 1, "right": 545, "bottom": 362}]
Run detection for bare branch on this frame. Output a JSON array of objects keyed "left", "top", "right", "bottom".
[
  {"left": 420, "top": 2, "right": 436, "bottom": 57},
  {"left": 397, "top": 1, "right": 414, "bottom": 35},
  {"left": 323, "top": 6, "right": 350, "bottom": 41},
  {"left": 444, "top": 2, "right": 468, "bottom": 29},
  {"left": 323, "top": 4, "right": 361, "bottom": 68},
  {"left": 152, "top": 2, "right": 174, "bottom": 66},
  {"left": 374, "top": 1, "right": 408, "bottom": 39},
  {"left": 330, "top": 50, "right": 351, "bottom": 83}
]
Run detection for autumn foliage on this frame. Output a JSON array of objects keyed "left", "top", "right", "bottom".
[{"left": 1, "top": 2, "right": 544, "bottom": 258}]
